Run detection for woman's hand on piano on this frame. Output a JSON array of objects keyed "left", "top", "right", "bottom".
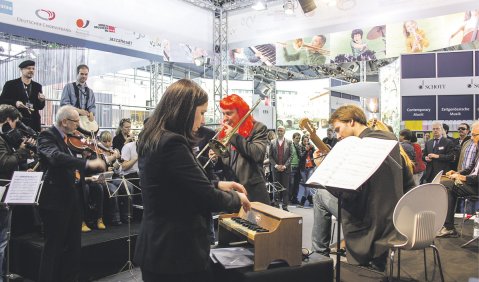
[
  {"left": 236, "top": 192, "right": 251, "bottom": 212},
  {"left": 218, "top": 181, "right": 248, "bottom": 195}
]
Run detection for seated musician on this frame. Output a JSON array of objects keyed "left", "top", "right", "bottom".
[
  {"left": 82, "top": 151, "right": 107, "bottom": 232},
  {"left": 60, "top": 64, "right": 96, "bottom": 122},
  {"left": 0, "top": 105, "right": 35, "bottom": 280},
  {"left": 97, "top": 131, "right": 128, "bottom": 226},
  {"left": 133, "top": 79, "right": 249, "bottom": 282},
  {"left": 112, "top": 118, "right": 134, "bottom": 153},
  {"left": 311, "top": 105, "right": 413, "bottom": 272},
  {"left": 213, "top": 94, "right": 270, "bottom": 204}
]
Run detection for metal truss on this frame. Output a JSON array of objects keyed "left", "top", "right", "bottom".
[
  {"left": 149, "top": 61, "right": 164, "bottom": 107},
  {"left": 212, "top": 8, "right": 229, "bottom": 123},
  {"left": 181, "top": 0, "right": 267, "bottom": 11}
]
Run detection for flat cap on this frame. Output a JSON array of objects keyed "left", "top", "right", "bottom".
[{"left": 19, "top": 60, "right": 35, "bottom": 68}]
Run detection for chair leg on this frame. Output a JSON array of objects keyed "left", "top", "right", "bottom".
[
  {"left": 389, "top": 248, "right": 395, "bottom": 282},
  {"left": 397, "top": 249, "right": 401, "bottom": 281},
  {"left": 430, "top": 244, "right": 445, "bottom": 282},
  {"left": 461, "top": 198, "right": 469, "bottom": 238},
  {"left": 423, "top": 249, "right": 428, "bottom": 281}
]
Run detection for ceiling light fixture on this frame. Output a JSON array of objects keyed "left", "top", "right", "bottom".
[{"left": 283, "top": 0, "right": 296, "bottom": 15}]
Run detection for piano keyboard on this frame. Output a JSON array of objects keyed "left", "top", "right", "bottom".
[{"left": 250, "top": 44, "right": 276, "bottom": 65}]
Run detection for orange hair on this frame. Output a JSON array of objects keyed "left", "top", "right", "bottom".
[{"left": 219, "top": 94, "right": 254, "bottom": 139}]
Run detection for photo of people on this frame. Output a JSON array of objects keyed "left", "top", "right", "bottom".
[
  {"left": 330, "top": 26, "right": 384, "bottom": 63},
  {"left": 229, "top": 44, "right": 276, "bottom": 65},
  {"left": 403, "top": 20, "right": 429, "bottom": 53},
  {"left": 450, "top": 9, "right": 479, "bottom": 44},
  {"left": 276, "top": 35, "right": 330, "bottom": 66}
]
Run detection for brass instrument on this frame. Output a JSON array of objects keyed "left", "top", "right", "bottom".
[
  {"left": 198, "top": 98, "right": 263, "bottom": 168},
  {"left": 298, "top": 118, "right": 331, "bottom": 155}
]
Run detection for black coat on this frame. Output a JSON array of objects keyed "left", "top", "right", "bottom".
[
  {"left": 134, "top": 131, "right": 241, "bottom": 274},
  {"left": 37, "top": 126, "right": 87, "bottom": 211},
  {"left": 422, "top": 137, "right": 454, "bottom": 182},
  {"left": 0, "top": 135, "right": 29, "bottom": 185},
  {"left": 0, "top": 78, "right": 45, "bottom": 132}
]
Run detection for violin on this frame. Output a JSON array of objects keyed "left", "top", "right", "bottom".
[{"left": 66, "top": 130, "right": 107, "bottom": 155}]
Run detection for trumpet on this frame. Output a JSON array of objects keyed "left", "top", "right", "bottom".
[{"left": 197, "top": 98, "right": 262, "bottom": 168}]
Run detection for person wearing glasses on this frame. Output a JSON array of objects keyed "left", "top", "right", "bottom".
[
  {"left": 438, "top": 121, "right": 479, "bottom": 237},
  {"left": 455, "top": 123, "right": 475, "bottom": 171},
  {"left": 422, "top": 121, "right": 455, "bottom": 183},
  {"left": 113, "top": 118, "right": 134, "bottom": 153},
  {"left": 36, "top": 105, "right": 106, "bottom": 282}
]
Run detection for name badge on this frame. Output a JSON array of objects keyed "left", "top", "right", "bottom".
[{"left": 438, "top": 146, "right": 444, "bottom": 150}]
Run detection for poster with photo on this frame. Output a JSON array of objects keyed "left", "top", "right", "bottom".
[
  {"left": 330, "top": 26, "right": 386, "bottom": 63},
  {"left": 275, "top": 35, "right": 330, "bottom": 66}
]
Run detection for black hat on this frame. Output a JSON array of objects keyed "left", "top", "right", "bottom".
[{"left": 18, "top": 60, "right": 35, "bottom": 69}]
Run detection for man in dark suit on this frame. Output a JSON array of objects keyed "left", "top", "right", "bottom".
[
  {"left": 37, "top": 105, "right": 105, "bottom": 282},
  {"left": 0, "top": 60, "right": 45, "bottom": 132},
  {"left": 216, "top": 94, "right": 270, "bottom": 204},
  {"left": 269, "top": 126, "right": 292, "bottom": 211},
  {"left": 422, "top": 121, "right": 454, "bottom": 183}
]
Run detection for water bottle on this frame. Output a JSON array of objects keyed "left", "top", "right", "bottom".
[{"left": 474, "top": 212, "right": 479, "bottom": 238}]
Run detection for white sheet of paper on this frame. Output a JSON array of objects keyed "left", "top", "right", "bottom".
[
  {"left": 306, "top": 136, "right": 397, "bottom": 190},
  {"left": 4, "top": 171, "right": 43, "bottom": 204},
  {"left": 0, "top": 186, "right": 6, "bottom": 201}
]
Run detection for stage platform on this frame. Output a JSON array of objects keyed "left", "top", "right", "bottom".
[{"left": 9, "top": 222, "right": 140, "bottom": 282}]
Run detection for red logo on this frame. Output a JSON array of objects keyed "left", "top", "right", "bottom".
[
  {"left": 35, "top": 9, "right": 55, "bottom": 21},
  {"left": 76, "top": 19, "right": 90, "bottom": 28}
]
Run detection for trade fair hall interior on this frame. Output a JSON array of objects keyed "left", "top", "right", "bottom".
[{"left": 0, "top": 0, "right": 478, "bottom": 281}]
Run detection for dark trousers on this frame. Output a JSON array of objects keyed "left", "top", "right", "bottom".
[
  {"left": 289, "top": 166, "right": 300, "bottom": 202},
  {"left": 272, "top": 169, "right": 290, "bottom": 207},
  {"left": 441, "top": 178, "right": 478, "bottom": 229},
  {"left": 38, "top": 200, "right": 81, "bottom": 282},
  {"left": 141, "top": 268, "right": 212, "bottom": 282}
]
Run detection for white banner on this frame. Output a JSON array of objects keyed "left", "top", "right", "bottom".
[{"left": 401, "top": 77, "right": 479, "bottom": 96}]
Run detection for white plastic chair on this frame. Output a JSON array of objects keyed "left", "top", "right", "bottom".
[
  {"left": 389, "top": 183, "right": 447, "bottom": 282},
  {"left": 431, "top": 170, "right": 444, "bottom": 184}
]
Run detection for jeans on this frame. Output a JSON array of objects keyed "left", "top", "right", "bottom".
[
  {"left": 299, "top": 168, "right": 314, "bottom": 200},
  {"left": 311, "top": 189, "right": 338, "bottom": 253},
  {"left": 0, "top": 207, "right": 12, "bottom": 282}
]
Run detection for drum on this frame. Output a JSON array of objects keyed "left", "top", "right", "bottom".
[{"left": 78, "top": 115, "right": 99, "bottom": 135}]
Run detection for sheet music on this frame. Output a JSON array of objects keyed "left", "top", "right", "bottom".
[
  {"left": 306, "top": 136, "right": 397, "bottom": 190},
  {"left": 4, "top": 172, "right": 43, "bottom": 204}
]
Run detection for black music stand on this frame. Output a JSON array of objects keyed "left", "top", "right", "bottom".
[
  {"left": 306, "top": 183, "right": 342, "bottom": 282},
  {"left": 105, "top": 176, "right": 141, "bottom": 278},
  {"left": 1, "top": 172, "right": 44, "bottom": 282}
]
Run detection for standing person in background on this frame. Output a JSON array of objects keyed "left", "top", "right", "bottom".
[
  {"left": 113, "top": 118, "right": 134, "bottom": 153},
  {"left": 399, "top": 129, "right": 416, "bottom": 165},
  {"left": 298, "top": 135, "right": 316, "bottom": 207},
  {"left": 410, "top": 132, "right": 426, "bottom": 185},
  {"left": 289, "top": 132, "right": 302, "bottom": 205},
  {"left": 0, "top": 60, "right": 45, "bottom": 132},
  {"left": 455, "top": 123, "right": 475, "bottom": 171},
  {"left": 134, "top": 79, "right": 250, "bottom": 282},
  {"left": 269, "top": 126, "right": 292, "bottom": 211},
  {"left": 322, "top": 128, "right": 338, "bottom": 149},
  {"left": 422, "top": 121, "right": 454, "bottom": 183},
  {"left": 60, "top": 65, "right": 96, "bottom": 123}
]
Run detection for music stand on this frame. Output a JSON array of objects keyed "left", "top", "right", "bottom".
[
  {"left": 1, "top": 172, "right": 44, "bottom": 282},
  {"left": 105, "top": 175, "right": 141, "bottom": 279}
]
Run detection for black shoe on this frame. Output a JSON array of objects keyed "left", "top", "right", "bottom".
[
  {"left": 283, "top": 207, "right": 289, "bottom": 212},
  {"left": 368, "top": 260, "right": 386, "bottom": 273}
]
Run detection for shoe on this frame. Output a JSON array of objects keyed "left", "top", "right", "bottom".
[
  {"left": 283, "top": 207, "right": 289, "bottom": 212},
  {"left": 436, "top": 226, "right": 458, "bottom": 237},
  {"left": 367, "top": 261, "right": 386, "bottom": 273},
  {"left": 97, "top": 218, "right": 106, "bottom": 230},
  {"left": 81, "top": 221, "right": 91, "bottom": 233}
]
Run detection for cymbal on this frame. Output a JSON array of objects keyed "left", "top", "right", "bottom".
[{"left": 367, "top": 25, "right": 386, "bottom": 40}]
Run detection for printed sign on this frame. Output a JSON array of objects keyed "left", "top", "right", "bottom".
[
  {"left": 437, "top": 95, "right": 473, "bottom": 120},
  {"left": 402, "top": 96, "right": 436, "bottom": 120}
]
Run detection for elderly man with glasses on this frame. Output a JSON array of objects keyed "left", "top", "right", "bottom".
[{"left": 438, "top": 121, "right": 479, "bottom": 237}]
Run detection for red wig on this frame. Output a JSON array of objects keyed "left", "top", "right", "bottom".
[{"left": 219, "top": 94, "right": 254, "bottom": 139}]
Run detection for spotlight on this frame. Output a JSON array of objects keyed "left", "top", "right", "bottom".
[
  {"left": 252, "top": 0, "right": 267, "bottom": 10},
  {"left": 194, "top": 56, "right": 210, "bottom": 67},
  {"left": 283, "top": 0, "right": 295, "bottom": 15}
]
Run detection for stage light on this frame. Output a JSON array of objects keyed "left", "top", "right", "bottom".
[
  {"left": 194, "top": 56, "right": 204, "bottom": 66},
  {"left": 252, "top": 0, "right": 267, "bottom": 10},
  {"left": 283, "top": 0, "right": 295, "bottom": 15}
]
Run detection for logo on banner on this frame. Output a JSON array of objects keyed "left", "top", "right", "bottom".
[
  {"left": 109, "top": 37, "right": 132, "bottom": 46},
  {"left": 76, "top": 19, "right": 90, "bottom": 28},
  {"left": 418, "top": 80, "right": 446, "bottom": 90},
  {"left": 0, "top": 0, "right": 13, "bottom": 15},
  {"left": 467, "top": 79, "right": 479, "bottom": 89},
  {"left": 35, "top": 9, "right": 56, "bottom": 21},
  {"left": 94, "top": 24, "right": 116, "bottom": 33},
  {"left": 133, "top": 32, "right": 145, "bottom": 40}
]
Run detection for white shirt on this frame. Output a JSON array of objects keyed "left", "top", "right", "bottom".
[{"left": 121, "top": 141, "right": 138, "bottom": 175}]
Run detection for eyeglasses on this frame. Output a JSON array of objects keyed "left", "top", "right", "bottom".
[
  {"left": 458, "top": 127, "right": 467, "bottom": 131},
  {"left": 67, "top": 118, "right": 80, "bottom": 123}
]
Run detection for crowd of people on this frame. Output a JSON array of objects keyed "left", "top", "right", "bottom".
[{"left": 0, "top": 59, "right": 477, "bottom": 281}]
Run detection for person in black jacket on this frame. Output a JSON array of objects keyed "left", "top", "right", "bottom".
[
  {"left": 134, "top": 79, "right": 250, "bottom": 282},
  {"left": 37, "top": 105, "right": 105, "bottom": 282},
  {"left": 0, "top": 105, "right": 32, "bottom": 280},
  {"left": 0, "top": 60, "right": 45, "bottom": 132}
]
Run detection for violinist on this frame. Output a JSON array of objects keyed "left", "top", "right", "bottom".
[
  {"left": 37, "top": 105, "right": 105, "bottom": 282},
  {"left": 112, "top": 118, "right": 134, "bottom": 152},
  {"left": 0, "top": 105, "right": 34, "bottom": 280}
]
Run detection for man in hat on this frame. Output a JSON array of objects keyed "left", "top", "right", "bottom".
[{"left": 0, "top": 60, "right": 46, "bottom": 132}]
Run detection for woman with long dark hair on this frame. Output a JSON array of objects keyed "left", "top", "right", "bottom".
[{"left": 134, "top": 79, "right": 250, "bottom": 282}]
